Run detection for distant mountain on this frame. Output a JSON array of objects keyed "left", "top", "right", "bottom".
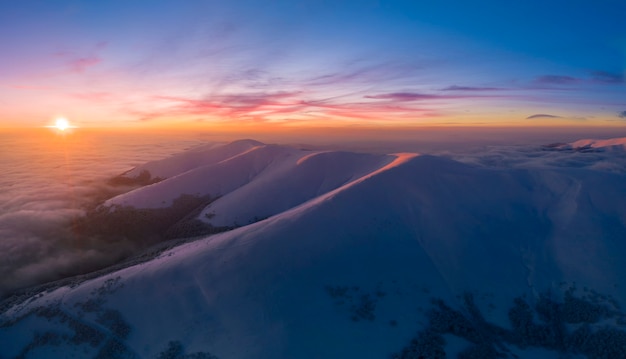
[
  {"left": 543, "top": 136, "right": 626, "bottom": 152},
  {"left": 2, "top": 139, "right": 626, "bottom": 359}
]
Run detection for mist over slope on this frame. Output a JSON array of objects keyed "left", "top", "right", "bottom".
[{"left": 2, "top": 138, "right": 626, "bottom": 359}]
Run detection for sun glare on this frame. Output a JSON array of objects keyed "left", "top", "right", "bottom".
[{"left": 55, "top": 118, "right": 70, "bottom": 131}]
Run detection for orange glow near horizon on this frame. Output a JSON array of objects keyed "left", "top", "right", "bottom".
[
  {"left": 2, "top": 111, "right": 625, "bottom": 141},
  {"left": 0, "top": 100, "right": 625, "bottom": 131}
]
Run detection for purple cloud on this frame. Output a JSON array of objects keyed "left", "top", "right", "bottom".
[
  {"left": 534, "top": 75, "right": 580, "bottom": 85},
  {"left": 526, "top": 114, "right": 562, "bottom": 119},
  {"left": 305, "top": 62, "right": 412, "bottom": 87},
  {"left": 533, "top": 72, "right": 624, "bottom": 87},
  {"left": 364, "top": 90, "right": 506, "bottom": 102},
  {"left": 158, "top": 91, "right": 304, "bottom": 115},
  {"left": 591, "top": 71, "right": 625, "bottom": 84},
  {"left": 364, "top": 92, "right": 446, "bottom": 101},
  {"left": 441, "top": 85, "right": 502, "bottom": 91}
]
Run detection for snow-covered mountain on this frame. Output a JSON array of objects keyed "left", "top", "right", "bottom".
[
  {"left": 105, "top": 139, "right": 394, "bottom": 228},
  {"left": 544, "top": 137, "right": 626, "bottom": 152},
  {"left": 2, "top": 138, "right": 626, "bottom": 359}
]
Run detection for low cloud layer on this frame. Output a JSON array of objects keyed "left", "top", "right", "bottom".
[
  {"left": 0, "top": 177, "right": 142, "bottom": 296},
  {"left": 446, "top": 139, "right": 626, "bottom": 173},
  {"left": 0, "top": 132, "right": 203, "bottom": 297}
]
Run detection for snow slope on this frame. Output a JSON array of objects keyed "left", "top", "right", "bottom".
[
  {"left": 121, "top": 139, "right": 263, "bottom": 180},
  {"left": 105, "top": 141, "right": 394, "bottom": 228},
  {"left": 2, "top": 139, "right": 626, "bottom": 359}
]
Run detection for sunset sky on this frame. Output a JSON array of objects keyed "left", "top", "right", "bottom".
[{"left": 1, "top": 0, "right": 625, "bottom": 129}]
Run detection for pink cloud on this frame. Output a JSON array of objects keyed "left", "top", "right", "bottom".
[
  {"left": 150, "top": 92, "right": 306, "bottom": 118},
  {"left": 9, "top": 84, "right": 53, "bottom": 91},
  {"left": 71, "top": 91, "right": 115, "bottom": 102},
  {"left": 69, "top": 56, "right": 101, "bottom": 73},
  {"left": 127, "top": 89, "right": 447, "bottom": 124}
]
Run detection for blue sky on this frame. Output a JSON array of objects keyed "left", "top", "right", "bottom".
[{"left": 0, "top": 0, "right": 624, "bottom": 128}]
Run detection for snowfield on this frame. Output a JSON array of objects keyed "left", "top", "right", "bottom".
[{"left": 2, "top": 138, "right": 626, "bottom": 359}]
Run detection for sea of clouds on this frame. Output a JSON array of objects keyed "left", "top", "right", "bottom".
[
  {"left": 1, "top": 128, "right": 625, "bottom": 297},
  {"left": 0, "top": 131, "right": 207, "bottom": 297}
]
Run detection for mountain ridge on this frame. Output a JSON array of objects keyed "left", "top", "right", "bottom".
[{"left": 2, "top": 138, "right": 626, "bottom": 358}]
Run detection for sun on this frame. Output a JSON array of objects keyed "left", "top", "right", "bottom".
[
  {"left": 46, "top": 117, "right": 77, "bottom": 133},
  {"left": 55, "top": 118, "right": 70, "bottom": 131}
]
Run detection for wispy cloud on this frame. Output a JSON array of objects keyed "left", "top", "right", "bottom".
[
  {"left": 364, "top": 92, "right": 445, "bottom": 101},
  {"left": 590, "top": 71, "right": 625, "bottom": 84},
  {"left": 128, "top": 91, "right": 308, "bottom": 122},
  {"left": 364, "top": 90, "right": 504, "bottom": 102},
  {"left": 533, "top": 71, "right": 625, "bottom": 87},
  {"left": 9, "top": 84, "right": 54, "bottom": 91},
  {"left": 53, "top": 42, "right": 107, "bottom": 74},
  {"left": 534, "top": 75, "right": 580, "bottom": 85},
  {"left": 125, "top": 86, "right": 451, "bottom": 124},
  {"left": 441, "top": 85, "right": 503, "bottom": 91},
  {"left": 618, "top": 111, "right": 626, "bottom": 119},
  {"left": 526, "top": 114, "right": 562, "bottom": 119},
  {"left": 69, "top": 56, "right": 101, "bottom": 73},
  {"left": 156, "top": 91, "right": 304, "bottom": 116},
  {"left": 71, "top": 91, "right": 115, "bottom": 102},
  {"left": 304, "top": 62, "right": 412, "bottom": 87}
]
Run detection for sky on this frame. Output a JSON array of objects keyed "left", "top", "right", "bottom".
[{"left": 1, "top": 0, "right": 625, "bottom": 130}]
